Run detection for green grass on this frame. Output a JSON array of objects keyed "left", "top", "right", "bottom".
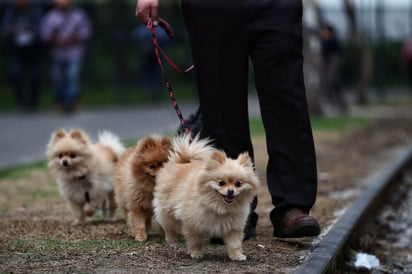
[
  {"left": 0, "top": 161, "right": 47, "bottom": 179},
  {"left": 8, "top": 237, "right": 149, "bottom": 252},
  {"left": 29, "top": 188, "right": 58, "bottom": 201},
  {"left": 249, "top": 116, "right": 369, "bottom": 136},
  {"left": 0, "top": 207, "right": 9, "bottom": 215},
  {"left": 0, "top": 83, "right": 197, "bottom": 113}
]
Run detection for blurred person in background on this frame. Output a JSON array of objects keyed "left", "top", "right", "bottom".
[
  {"left": 41, "top": 0, "right": 92, "bottom": 114},
  {"left": 320, "top": 24, "right": 346, "bottom": 115},
  {"left": 2, "top": 0, "right": 43, "bottom": 113}
]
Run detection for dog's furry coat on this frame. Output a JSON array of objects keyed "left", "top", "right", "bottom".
[
  {"left": 153, "top": 135, "right": 260, "bottom": 261},
  {"left": 47, "top": 129, "right": 125, "bottom": 225},
  {"left": 114, "top": 136, "right": 171, "bottom": 241}
]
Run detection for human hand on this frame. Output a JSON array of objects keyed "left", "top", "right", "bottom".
[{"left": 136, "top": 0, "right": 159, "bottom": 25}]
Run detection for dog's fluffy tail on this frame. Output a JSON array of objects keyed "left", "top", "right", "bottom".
[
  {"left": 170, "top": 134, "right": 214, "bottom": 163},
  {"left": 98, "top": 130, "right": 125, "bottom": 158}
]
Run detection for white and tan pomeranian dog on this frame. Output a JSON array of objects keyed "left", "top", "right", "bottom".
[
  {"left": 153, "top": 134, "right": 260, "bottom": 261},
  {"left": 114, "top": 135, "right": 172, "bottom": 242},
  {"left": 47, "top": 129, "right": 125, "bottom": 225}
]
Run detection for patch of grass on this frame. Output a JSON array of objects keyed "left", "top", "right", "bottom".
[
  {"left": 0, "top": 83, "right": 197, "bottom": 113},
  {"left": 9, "top": 239, "right": 31, "bottom": 249},
  {"left": 0, "top": 207, "right": 9, "bottom": 215},
  {"left": 38, "top": 238, "right": 69, "bottom": 248},
  {"left": 0, "top": 161, "right": 47, "bottom": 180},
  {"left": 29, "top": 188, "right": 59, "bottom": 201},
  {"left": 74, "top": 238, "right": 144, "bottom": 249},
  {"left": 8, "top": 237, "right": 146, "bottom": 253},
  {"left": 249, "top": 116, "right": 369, "bottom": 136}
]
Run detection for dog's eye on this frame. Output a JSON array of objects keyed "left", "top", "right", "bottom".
[
  {"left": 70, "top": 153, "right": 76, "bottom": 158},
  {"left": 148, "top": 164, "right": 156, "bottom": 169},
  {"left": 235, "top": 181, "right": 242, "bottom": 187},
  {"left": 58, "top": 153, "right": 63, "bottom": 159},
  {"left": 218, "top": 181, "right": 226, "bottom": 186}
]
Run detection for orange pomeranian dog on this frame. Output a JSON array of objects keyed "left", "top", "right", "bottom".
[
  {"left": 114, "top": 135, "right": 172, "bottom": 241},
  {"left": 153, "top": 134, "right": 260, "bottom": 261},
  {"left": 47, "top": 129, "right": 125, "bottom": 225}
]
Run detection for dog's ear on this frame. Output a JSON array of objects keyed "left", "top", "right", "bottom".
[
  {"left": 160, "top": 137, "right": 172, "bottom": 150},
  {"left": 137, "top": 136, "right": 156, "bottom": 153},
  {"left": 211, "top": 151, "right": 226, "bottom": 164},
  {"left": 206, "top": 151, "right": 226, "bottom": 170},
  {"left": 237, "top": 152, "right": 254, "bottom": 169},
  {"left": 70, "top": 129, "right": 90, "bottom": 145},
  {"left": 49, "top": 129, "right": 66, "bottom": 144}
]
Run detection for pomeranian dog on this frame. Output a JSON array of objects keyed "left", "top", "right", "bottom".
[
  {"left": 153, "top": 135, "right": 260, "bottom": 261},
  {"left": 114, "top": 135, "right": 172, "bottom": 241},
  {"left": 47, "top": 129, "right": 125, "bottom": 225}
]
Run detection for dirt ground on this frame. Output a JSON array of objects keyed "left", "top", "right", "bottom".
[{"left": 1, "top": 117, "right": 412, "bottom": 273}]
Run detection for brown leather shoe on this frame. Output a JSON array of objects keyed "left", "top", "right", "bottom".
[{"left": 273, "top": 208, "right": 320, "bottom": 238}]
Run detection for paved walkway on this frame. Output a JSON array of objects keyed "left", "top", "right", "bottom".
[{"left": 0, "top": 97, "right": 261, "bottom": 170}]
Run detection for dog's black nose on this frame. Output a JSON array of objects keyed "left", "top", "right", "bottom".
[
  {"left": 62, "top": 160, "right": 69, "bottom": 167},
  {"left": 227, "top": 189, "right": 234, "bottom": 196}
]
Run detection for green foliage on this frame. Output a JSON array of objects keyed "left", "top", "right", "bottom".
[
  {"left": 341, "top": 40, "right": 409, "bottom": 87},
  {"left": 0, "top": 81, "right": 196, "bottom": 113}
]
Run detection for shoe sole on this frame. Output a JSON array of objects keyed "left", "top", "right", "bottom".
[{"left": 274, "top": 221, "right": 321, "bottom": 238}]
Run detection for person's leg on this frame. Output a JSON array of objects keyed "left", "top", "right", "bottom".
[
  {"left": 181, "top": 1, "right": 252, "bottom": 156},
  {"left": 10, "top": 50, "right": 25, "bottom": 110},
  {"left": 27, "top": 53, "right": 41, "bottom": 111},
  {"left": 51, "top": 58, "right": 64, "bottom": 107},
  {"left": 65, "top": 57, "right": 83, "bottom": 112},
  {"left": 181, "top": 0, "right": 258, "bottom": 237},
  {"left": 248, "top": 0, "right": 319, "bottom": 237}
]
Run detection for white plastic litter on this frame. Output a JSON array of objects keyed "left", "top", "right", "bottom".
[{"left": 354, "top": 252, "right": 380, "bottom": 270}]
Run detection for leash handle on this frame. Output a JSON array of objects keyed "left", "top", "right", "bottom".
[
  {"left": 146, "top": 18, "right": 191, "bottom": 135},
  {"left": 146, "top": 18, "right": 194, "bottom": 73}
]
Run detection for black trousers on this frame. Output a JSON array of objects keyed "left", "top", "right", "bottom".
[{"left": 181, "top": 0, "right": 317, "bottom": 224}]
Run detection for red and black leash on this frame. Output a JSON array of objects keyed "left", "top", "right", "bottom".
[{"left": 146, "top": 18, "right": 194, "bottom": 135}]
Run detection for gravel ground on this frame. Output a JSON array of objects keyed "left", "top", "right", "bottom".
[{"left": 1, "top": 118, "right": 412, "bottom": 273}]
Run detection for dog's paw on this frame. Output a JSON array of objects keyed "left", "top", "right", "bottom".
[
  {"left": 229, "top": 253, "right": 247, "bottom": 261},
  {"left": 135, "top": 235, "right": 148, "bottom": 242},
  {"left": 134, "top": 230, "right": 148, "bottom": 242},
  {"left": 190, "top": 252, "right": 204, "bottom": 259},
  {"left": 168, "top": 242, "right": 180, "bottom": 250},
  {"left": 83, "top": 204, "right": 94, "bottom": 217},
  {"left": 71, "top": 220, "right": 84, "bottom": 226}
]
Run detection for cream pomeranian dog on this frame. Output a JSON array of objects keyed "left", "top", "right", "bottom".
[
  {"left": 114, "top": 135, "right": 171, "bottom": 241},
  {"left": 47, "top": 129, "right": 125, "bottom": 225},
  {"left": 153, "top": 135, "right": 260, "bottom": 261}
]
